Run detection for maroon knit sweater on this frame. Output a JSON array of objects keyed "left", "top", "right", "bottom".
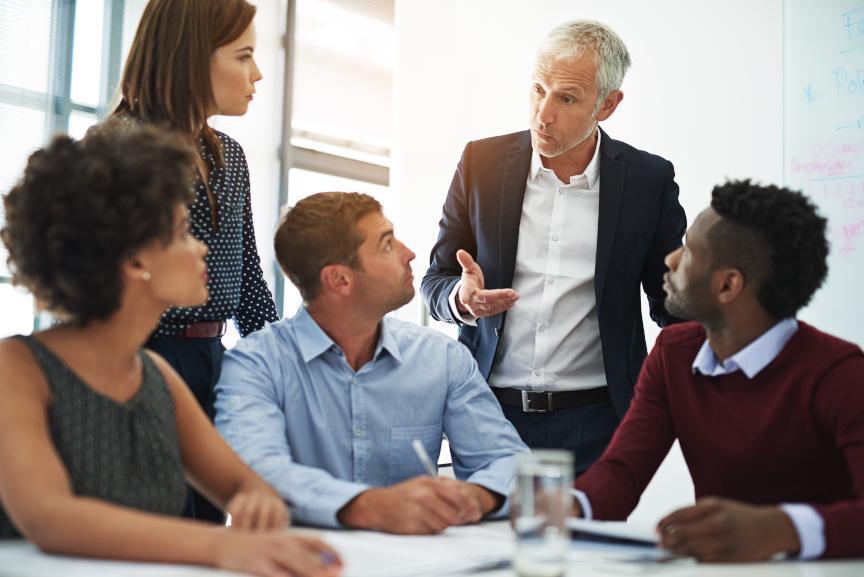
[{"left": 574, "top": 321, "right": 864, "bottom": 558}]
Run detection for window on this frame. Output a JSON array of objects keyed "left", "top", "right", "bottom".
[
  {"left": 291, "top": 0, "right": 393, "bottom": 164},
  {"left": 0, "top": 0, "right": 124, "bottom": 337},
  {"left": 276, "top": 0, "right": 395, "bottom": 318},
  {"left": 1, "top": 0, "right": 406, "bottom": 339}
]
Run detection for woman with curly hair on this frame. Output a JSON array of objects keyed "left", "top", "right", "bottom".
[
  {"left": 108, "top": 0, "right": 281, "bottom": 520},
  {"left": 0, "top": 126, "right": 341, "bottom": 577}
]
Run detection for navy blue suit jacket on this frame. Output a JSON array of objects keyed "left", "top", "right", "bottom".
[{"left": 421, "top": 129, "right": 686, "bottom": 419}]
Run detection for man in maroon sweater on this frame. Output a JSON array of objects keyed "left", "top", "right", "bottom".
[{"left": 572, "top": 180, "right": 864, "bottom": 561}]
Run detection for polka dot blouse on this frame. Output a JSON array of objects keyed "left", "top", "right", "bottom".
[{"left": 154, "top": 129, "right": 279, "bottom": 338}]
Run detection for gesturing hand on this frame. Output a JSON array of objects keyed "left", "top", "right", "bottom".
[
  {"left": 657, "top": 497, "right": 800, "bottom": 562},
  {"left": 455, "top": 250, "right": 518, "bottom": 318}
]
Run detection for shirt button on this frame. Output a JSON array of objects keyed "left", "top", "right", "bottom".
[
  {"left": 537, "top": 323, "right": 546, "bottom": 332},
  {"left": 534, "top": 369, "right": 542, "bottom": 376},
  {"left": 351, "top": 377, "right": 357, "bottom": 385},
  {"left": 354, "top": 428, "right": 364, "bottom": 437},
  {"left": 546, "top": 277, "right": 555, "bottom": 285},
  {"left": 552, "top": 233, "right": 560, "bottom": 241}
]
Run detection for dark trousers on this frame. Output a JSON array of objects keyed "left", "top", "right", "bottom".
[
  {"left": 146, "top": 335, "right": 225, "bottom": 523},
  {"left": 501, "top": 399, "right": 619, "bottom": 475}
]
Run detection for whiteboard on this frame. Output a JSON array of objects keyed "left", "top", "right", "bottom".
[{"left": 784, "top": 0, "right": 864, "bottom": 346}]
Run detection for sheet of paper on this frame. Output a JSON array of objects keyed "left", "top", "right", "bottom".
[
  {"left": 595, "top": 555, "right": 696, "bottom": 575},
  {"left": 566, "top": 518, "right": 659, "bottom": 545},
  {"left": 321, "top": 523, "right": 514, "bottom": 577}
]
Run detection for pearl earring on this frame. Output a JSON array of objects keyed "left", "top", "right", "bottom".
[{"left": 141, "top": 271, "right": 151, "bottom": 281}]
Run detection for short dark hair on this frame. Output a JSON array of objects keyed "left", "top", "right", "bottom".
[
  {"left": 1, "top": 125, "right": 196, "bottom": 325},
  {"left": 274, "top": 192, "right": 382, "bottom": 301},
  {"left": 709, "top": 180, "right": 828, "bottom": 319}
]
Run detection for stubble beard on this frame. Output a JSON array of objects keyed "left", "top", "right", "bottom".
[
  {"left": 665, "top": 287, "right": 724, "bottom": 330},
  {"left": 381, "top": 283, "right": 415, "bottom": 316},
  {"left": 532, "top": 117, "right": 598, "bottom": 159}
]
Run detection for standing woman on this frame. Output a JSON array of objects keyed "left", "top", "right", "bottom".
[{"left": 110, "top": 0, "right": 280, "bottom": 519}]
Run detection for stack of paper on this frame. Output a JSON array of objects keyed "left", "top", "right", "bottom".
[
  {"left": 565, "top": 519, "right": 695, "bottom": 573},
  {"left": 566, "top": 518, "right": 658, "bottom": 546},
  {"left": 324, "top": 523, "right": 514, "bottom": 577}
]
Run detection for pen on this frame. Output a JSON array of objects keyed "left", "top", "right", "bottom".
[{"left": 412, "top": 438, "right": 438, "bottom": 478}]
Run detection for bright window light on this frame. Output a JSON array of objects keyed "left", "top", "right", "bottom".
[
  {"left": 70, "top": 0, "right": 105, "bottom": 107},
  {"left": 292, "top": 0, "right": 394, "bottom": 156}
]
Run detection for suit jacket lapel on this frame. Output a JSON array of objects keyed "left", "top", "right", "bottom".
[
  {"left": 595, "top": 129, "right": 627, "bottom": 305},
  {"left": 498, "top": 131, "right": 532, "bottom": 289}
]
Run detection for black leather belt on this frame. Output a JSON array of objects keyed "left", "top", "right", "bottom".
[{"left": 493, "top": 386, "right": 609, "bottom": 413}]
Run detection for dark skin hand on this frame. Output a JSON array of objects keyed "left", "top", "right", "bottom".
[
  {"left": 572, "top": 496, "right": 801, "bottom": 563},
  {"left": 657, "top": 497, "right": 801, "bottom": 562}
]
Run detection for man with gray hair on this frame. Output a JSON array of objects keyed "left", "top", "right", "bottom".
[{"left": 422, "top": 20, "right": 686, "bottom": 472}]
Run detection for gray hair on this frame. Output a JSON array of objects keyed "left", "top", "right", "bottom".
[{"left": 537, "top": 20, "right": 631, "bottom": 108}]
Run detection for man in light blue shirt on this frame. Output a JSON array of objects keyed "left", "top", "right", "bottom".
[{"left": 214, "top": 192, "right": 528, "bottom": 534}]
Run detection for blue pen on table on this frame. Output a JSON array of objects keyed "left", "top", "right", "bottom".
[{"left": 412, "top": 438, "right": 438, "bottom": 478}]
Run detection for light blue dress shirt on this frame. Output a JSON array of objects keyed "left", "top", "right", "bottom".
[
  {"left": 575, "top": 318, "right": 824, "bottom": 559},
  {"left": 690, "top": 317, "right": 799, "bottom": 378},
  {"left": 214, "top": 306, "right": 529, "bottom": 528}
]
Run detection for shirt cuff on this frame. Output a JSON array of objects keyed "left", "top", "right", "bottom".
[
  {"left": 291, "top": 480, "right": 371, "bottom": 528},
  {"left": 464, "top": 455, "right": 523, "bottom": 519},
  {"left": 448, "top": 281, "right": 478, "bottom": 326},
  {"left": 779, "top": 504, "right": 826, "bottom": 559},
  {"left": 569, "top": 488, "right": 593, "bottom": 520}
]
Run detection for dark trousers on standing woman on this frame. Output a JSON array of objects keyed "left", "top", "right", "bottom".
[{"left": 146, "top": 335, "right": 225, "bottom": 523}]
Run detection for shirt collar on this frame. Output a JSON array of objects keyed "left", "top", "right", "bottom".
[
  {"left": 691, "top": 318, "right": 799, "bottom": 379},
  {"left": 293, "top": 306, "right": 403, "bottom": 365},
  {"left": 294, "top": 306, "right": 336, "bottom": 363},
  {"left": 530, "top": 128, "right": 602, "bottom": 188},
  {"left": 376, "top": 316, "right": 403, "bottom": 364}
]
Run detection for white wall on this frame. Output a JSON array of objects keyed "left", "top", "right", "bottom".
[{"left": 392, "top": 0, "right": 784, "bottom": 524}]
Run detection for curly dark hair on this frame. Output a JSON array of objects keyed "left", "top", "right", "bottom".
[
  {"left": 709, "top": 180, "right": 828, "bottom": 319},
  {"left": 1, "top": 124, "right": 196, "bottom": 324}
]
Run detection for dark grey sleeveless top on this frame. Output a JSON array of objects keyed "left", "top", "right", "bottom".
[{"left": 0, "top": 336, "right": 188, "bottom": 539}]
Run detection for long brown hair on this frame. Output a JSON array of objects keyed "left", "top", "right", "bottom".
[{"left": 114, "top": 0, "right": 256, "bottom": 166}]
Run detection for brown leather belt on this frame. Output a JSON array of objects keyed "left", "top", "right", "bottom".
[
  {"left": 176, "top": 321, "right": 226, "bottom": 339},
  {"left": 493, "top": 386, "right": 609, "bottom": 413}
]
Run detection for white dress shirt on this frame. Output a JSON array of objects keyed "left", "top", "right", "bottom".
[{"left": 450, "top": 131, "right": 606, "bottom": 392}]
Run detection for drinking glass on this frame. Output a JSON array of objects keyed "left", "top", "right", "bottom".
[{"left": 511, "top": 450, "right": 573, "bottom": 577}]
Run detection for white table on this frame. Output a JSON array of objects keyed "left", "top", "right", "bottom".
[{"left": 1, "top": 522, "right": 862, "bottom": 577}]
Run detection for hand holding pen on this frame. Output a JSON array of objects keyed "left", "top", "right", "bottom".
[
  {"left": 412, "top": 439, "right": 439, "bottom": 478},
  {"left": 412, "top": 439, "right": 498, "bottom": 525}
]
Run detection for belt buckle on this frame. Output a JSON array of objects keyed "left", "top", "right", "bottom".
[{"left": 521, "top": 390, "right": 552, "bottom": 413}]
